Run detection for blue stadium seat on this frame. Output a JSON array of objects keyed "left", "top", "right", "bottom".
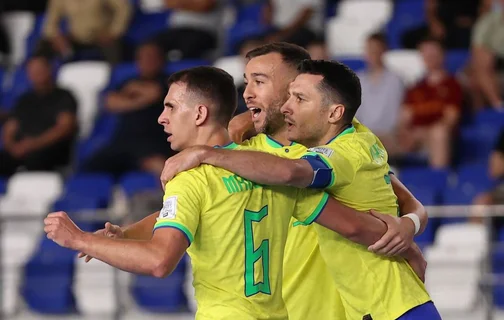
[
  {"left": 63, "top": 174, "right": 115, "bottom": 208},
  {"left": 0, "top": 177, "right": 6, "bottom": 194},
  {"left": 23, "top": 237, "right": 76, "bottom": 314},
  {"left": 107, "top": 63, "right": 139, "bottom": 90},
  {"left": 385, "top": 0, "right": 425, "bottom": 49},
  {"left": 475, "top": 109, "right": 504, "bottom": 127},
  {"left": 120, "top": 172, "right": 160, "bottom": 198},
  {"left": 25, "top": 14, "right": 47, "bottom": 60},
  {"left": 165, "top": 59, "right": 211, "bottom": 74},
  {"left": 456, "top": 163, "right": 493, "bottom": 191},
  {"left": 124, "top": 11, "right": 170, "bottom": 47},
  {"left": 445, "top": 50, "right": 469, "bottom": 74},
  {"left": 1, "top": 66, "right": 31, "bottom": 110},
  {"left": 132, "top": 256, "right": 187, "bottom": 312},
  {"left": 459, "top": 125, "right": 500, "bottom": 164},
  {"left": 226, "top": 1, "right": 270, "bottom": 55},
  {"left": 398, "top": 167, "right": 449, "bottom": 193},
  {"left": 339, "top": 58, "right": 366, "bottom": 72}
]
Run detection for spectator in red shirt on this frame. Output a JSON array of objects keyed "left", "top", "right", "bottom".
[{"left": 398, "top": 37, "right": 462, "bottom": 168}]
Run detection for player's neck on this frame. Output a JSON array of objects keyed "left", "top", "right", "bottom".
[
  {"left": 193, "top": 126, "right": 232, "bottom": 148},
  {"left": 316, "top": 123, "right": 350, "bottom": 146},
  {"left": 267, "top": 125, "right": 291, "bottom": 146}
]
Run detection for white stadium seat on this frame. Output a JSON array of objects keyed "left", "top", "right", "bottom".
[
  {"left": 327, "top": 17, "right": 371, "bottom": 57},
  {"left": 139, "top": 0, "right": 165, "bottom": 13},
  {"left": 74, "top": 257, "right": 118, "bottom": 315},
  {"left": 0, "top": 172, "right": 63, "bottom": 217},
  {"left": 213, "top": 55, "right": 245, "bottom": 86},
  {"left": 384, "top": 50, "right": 426, "bottom": 86},
  {"left": 1, "top": 12, "right": 35, "bottom": 65},
  {"left": 57, "top": 62, "right": 111, "bottom": 139},
  {"left": 337, "top": 0, "right": 392, "bottom": 27}
]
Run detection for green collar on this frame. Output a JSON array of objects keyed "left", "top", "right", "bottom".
[
  {"left": 326, "top": 125, "right": 356, "bottom": 144},
  {"left": 214, "top": 141, "right": 239, "bottom": 149},
  {"left": 265, "top": 135, "right": 297, "bottom": 148}
]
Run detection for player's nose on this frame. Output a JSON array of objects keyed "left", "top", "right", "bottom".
[
  {"left": 243, "top": 84, "right": 255, "bottom": 102},
  {"left": 280, "top": 99, "right": 292, "bottom": 115}
]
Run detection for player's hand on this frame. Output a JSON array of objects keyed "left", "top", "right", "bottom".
[
  {"left": 160, "top": 146, "right": 209, "bottom": 190},
  {"left": 44, "top": 211, "right": 85, "bottom": 250},
  {"left": 77, "top": 222, "right": 123, "bottom": 262},
  {"left": 368, "top": 210, "right": 415, "bottom": 256},
  {"left": 228, "top": 112, "right": 255, "bottom": 143}
]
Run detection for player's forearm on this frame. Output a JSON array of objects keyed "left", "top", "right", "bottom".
[
  {"left": 201, "top": 148, "right": 314, "bottom": 187},
  {"left": 317, "top": 198, "right": 388, "bottom": 246},
  {"left": 122, "top": 211, "right": 159, "bottom": 240},
  {"left": 75, "top": 233, "right": 169, "bottom": 277},
  {"left": 391, "top": 175, "right": 428, "bottom": 234}
]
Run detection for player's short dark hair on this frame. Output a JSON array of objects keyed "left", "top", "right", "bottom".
[
  {"left": 297, "top": 59, "right": 361, "bottom": 124},
  {"left": 245, "top": 42, "right": 311, "bottom": 69},
  {"left": 167, "top": 66, "right": 237, "bottom": 126},
  {"left": 367, "top": 32, "right": 388, "bottom": 48}
]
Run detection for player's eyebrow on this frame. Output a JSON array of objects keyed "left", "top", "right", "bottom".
[
  {"left": 292, "top": 90, "right": 307, "bottom": 99},
  {"left": 250, "top": 72, "right": 269, "bottom": 79},
  {"left": 164, "top": 101, "right": 176, "bottom": 108}
]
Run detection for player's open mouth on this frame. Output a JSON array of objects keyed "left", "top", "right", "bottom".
[{"left": 248, "top": 107, "right": 262, "bottom": 119}]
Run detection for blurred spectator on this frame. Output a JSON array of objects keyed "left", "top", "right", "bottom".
[
  {"left": 356, "top": 33, "right": 404, "bottom": 154},
  {"left": 81, "top": 42, "right": 174, "bottom": 177},
  {"left": 401, "top": 0, "right": 492, "bottom": 50},
  {"left": 0, "top": 56, "right": 78, "bottom": 176},
  {"left": 306, "top": 36, "right": 328, "bottom": 60},
  {"left": 154, "top": 0, "right": 225, "bottom": 60},
  {"left": 471, "top": 0, "right": 504, "bottom": 110},
  {"left": 398, "top": 38, "right": 462, "bottom": 168},
  {"left": 263, "top": 0, "right": 324, "bottom": 48},
  {"left": 472, "top": 129, "right": 504, "bottom": 230},
  {"left": 36, "top": 0, "right": 132, "bottom": 65}
]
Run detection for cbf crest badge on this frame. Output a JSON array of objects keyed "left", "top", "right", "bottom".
[{"left": 159, "top": 196, "right": 178, "bottom": 219}]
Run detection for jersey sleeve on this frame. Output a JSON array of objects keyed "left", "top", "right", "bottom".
[
  {"left": 153, "top": 171, "right": 206, "bottom": 245},
  {"left": 291, "top": 188, "right": 330, "bottom": 226},
  {"left": 301, "top": 144, "right": 357, "bottom": 190}
]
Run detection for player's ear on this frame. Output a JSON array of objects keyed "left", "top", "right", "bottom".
[
  {"left": 327, "top": 104, "right": 344, "bottom": 124},
  {"left": 195, "top": 105, "right": 209, "bottom": 126}
]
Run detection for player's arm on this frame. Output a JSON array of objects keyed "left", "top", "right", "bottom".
[
  {"left": 198, "top": 147, "right": 319, "bottom": 188},
  {"left": 75, "top": 226, "right": 188, "bottom": 277},
  {"left": 313, "top": 194, "right": 388, "bottom": 246},
  {"left": 391, "top": 173, "right": 427, "bottom": 234},
  {"left": 73, "top": 173, "right": 202, "bottom": 277}
]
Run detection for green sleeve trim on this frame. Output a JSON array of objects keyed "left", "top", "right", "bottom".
[
  {"left": 298, "top": 192, "right": 330, "bottom": 226},
  {"left": 154, "top": 220, "right": 194, "bottom": 244},
  {"left": 303, "top": 152, "right": 336, "bottom": 188}
]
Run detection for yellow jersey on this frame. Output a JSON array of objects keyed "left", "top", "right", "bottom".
[
  {"left": 241, "top": 134, "right": 347, "bottom": 320},
  {"left": 153, "top": 142, "right": 329, "bottom": 320},
  {"left": 302, "top": 125, "right": 431, "bottom": 320}
]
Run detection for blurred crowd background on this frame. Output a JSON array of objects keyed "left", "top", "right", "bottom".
[{"left": 0, "top": 0, "right": 504, "bottom": 319}]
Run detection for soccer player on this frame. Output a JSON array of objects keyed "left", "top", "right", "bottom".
[
  {"left": 44, "top": 66, "right": 406, "bottom": 319},
  {"left": 159, "top": 60, "right": 440, "bottom": 319},
  {"left": 159, "top": 44, "right": 430, "bottom": 319}
]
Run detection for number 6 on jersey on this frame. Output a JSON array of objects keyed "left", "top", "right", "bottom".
[{"left": 244, "top": 206, "right": 271, "bottom": 297}]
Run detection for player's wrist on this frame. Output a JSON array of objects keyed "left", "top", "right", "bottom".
[{"left": 402, "top": 213, "right": 420, "bottom": 235}]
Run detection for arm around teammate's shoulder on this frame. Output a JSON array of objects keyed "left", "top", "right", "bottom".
[
  {"left": 198, "top": 147, "right": 316, "bottom": 188},
  {"left": 313, "top": 196, "right": 388, "bottom": 246}
]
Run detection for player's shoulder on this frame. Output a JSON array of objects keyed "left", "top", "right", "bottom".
[
  {"left": 166, "top": 166, "right": 209, "bottom": 190},
  {"left": 240, "top": 134, "right": 267, "bottom": 150}
]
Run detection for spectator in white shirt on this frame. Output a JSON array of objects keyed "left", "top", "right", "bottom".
[{"left": 355, "top": 33, "right": 404, "bottom": 155}]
